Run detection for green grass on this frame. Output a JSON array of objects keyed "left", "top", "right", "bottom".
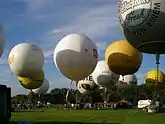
[{"left": 10, "top": 108, "right": 165, "bottom": 124}]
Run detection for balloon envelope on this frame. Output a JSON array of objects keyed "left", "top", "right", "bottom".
[
  {"left": 77, "top": 81, "right": 91, "bottom": 95},
  {"left": 117, "top": 74, "right": 137, "bottom": 89},
  {"left": 79, "top": 75, "right": 98, "bottom": 90},
  {"left": 54, "top": 33, "right": 98, "bottom": 81},
  {"left": 18, "top": 71, "right": 44, "bottom": 89},
  {"left": 105, "top": 40, "right": 142, "bottom": 75},
  {"left": 118, "top": 0, "right": 165, "bottom": 54},
  {"left": 92, "top": 60, "right": 119, "bottom": 87},
  {"left": 8, "top": 43, "right": 44, "bottom": 77},
  {"left": 32, "top": 79, "right": 49, "bottom": 94},
  {"left": 145, "top": 70, "right": 165, "bottom": 86}
]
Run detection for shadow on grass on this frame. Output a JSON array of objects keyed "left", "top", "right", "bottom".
[
  {"left": 10, "top": 121, "right": 121, "bottom": 124},
  {"left": 13, "top": 111, "right": 39, "bottom": 113}
]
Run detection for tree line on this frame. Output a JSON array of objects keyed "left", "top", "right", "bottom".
[{"left": 11, "top": 84, "right": 165, "bottom": 105}]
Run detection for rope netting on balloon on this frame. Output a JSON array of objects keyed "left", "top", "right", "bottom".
[
  {"left": 27, "top": 90, "right": 32, "bottom": 103},
  {"left": 101, "top": 87, "right": 108, "bottom": 103},
  {"left": 65, "top": 80, "right": 74, "bottom": 105},
  {"left": 26, "top": 89, "right": 33, "bottom": 110}
]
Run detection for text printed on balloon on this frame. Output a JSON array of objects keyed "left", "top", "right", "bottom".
[
  {"left": 8, "top": 55, "right": 14, "bottom": 65},
  {"left": 120, "top": 0, "right": 150, "bottom": 14},
  {"left": 93, "top": 49, "right": 98, "bottom": 58},
  {"left": 82, "top": 75, "right": 93, "bottom": 81},
  {"left": 118, "top": 0, "right": 161, "bottom": 36},
  {"left": 119, "top": 0, "right": 151, "bottom": 27}
]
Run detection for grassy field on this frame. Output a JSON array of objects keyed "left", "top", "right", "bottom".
[{"left": 10, "top": 108, "right": 165, "bottom": 124}]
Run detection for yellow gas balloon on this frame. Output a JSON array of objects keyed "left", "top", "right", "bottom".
[
  {"left": 18, "top": 71, "right": 44, "bottom": 89},
  {"left": 105, "top": 40, "right": 142, "bottom": 75},
  {"left": 145, "top": 70, "right": 165, "bottom": 86}
]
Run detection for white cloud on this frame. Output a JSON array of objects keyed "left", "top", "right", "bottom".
[
  {"left": 22, "top": 0, "right": 119, "bottom": 67},
  {"left": 0, "top": 58, "right": 7, "bottom": 65},
  {"left": 0, "top": 69, "right": 11, "bottom": 76},
  {"left": 50, "top": 4, "right": 117, "bottom": 40},
  {"left": 0, "top": 47, "right": 10, "bottom": 65},
  {"left": 23, "top": 0, "right": 55, "bottom": 18},
  {"left": 96, "top": 42, "right": 109, "bottom": 55},
  {"left": 43, "top": 49, "right": 54, "bottom": 58},
  {"left": 38, "top": 2, "right": 119, "bottom": 61},
  {"left": 24, "top": 0, "right": 53, "bottom": 11},
  {"left": 22, "top": 0, "right": 66, "bottom": 22}
]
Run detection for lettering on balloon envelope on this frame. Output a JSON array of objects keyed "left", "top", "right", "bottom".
[
  {"left": 118, "top": 0, "right": 161, "bottom": 36},
  {"left": 93, "top": 49, "right": 98, "bottom": 58},
  {"left": 8, "top": 54, "right": 14, "bottom": 65},
  {"left": 82, "top": 75, "right": 93, "bottom": 81}
]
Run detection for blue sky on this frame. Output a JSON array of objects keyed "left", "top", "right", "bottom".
[{"left": 0, "top": 0, "right": 164, "bottom": 96}]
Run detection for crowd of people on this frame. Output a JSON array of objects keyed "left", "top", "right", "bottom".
[
  {"left": 11, "top": 101, "right": 52, "bottom": 111},
  {"left": 64, "top": 100, "right": 132, "bottom": 110},
  {"left": 67, "top": 103, "right": 116, "bottom": 110}
]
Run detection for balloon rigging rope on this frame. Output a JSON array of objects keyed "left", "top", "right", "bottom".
[
  {"left": 101, "top": 87, "right": 107, "bottom": 103},
  {"left": 66, "top": 80, "right": 73, "bottom": 105},
  {"left": 26, "top": 89, "right": 33, "bottom": 109}
]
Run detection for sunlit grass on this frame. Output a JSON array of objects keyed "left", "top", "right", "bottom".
[{"left": 10, "top": 108, "right": 165, "bottom": 124}]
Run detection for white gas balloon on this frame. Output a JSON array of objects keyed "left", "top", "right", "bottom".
[
  {"left": 77, "top": 75, "right": 99, "bottom": 95},
  {"left": 77, "top": 80, "right": 91, "bottom": 95},
  {"left": 92, "top": 60, "right": 119, "bottom": 87},
  {"left": 32, "top": 79, "right": 49, "bottom": 94},
  {"left": 54, "top": 33, "right": 98, "bottom": 81},
  {"left": 118, "top": 0, "right": 165, "bottom": 54},
  {"left": 80, "top": 75, "right": 98, "bottom": 90},
  {"left": 8, "top": 43, "right": 44, "bottom": 76},
  {"left": 117, "top": 74, "right": 137, "bottom": 89},
  {"left": 0, "top": 26, "right": 5, "bottom": 58}
]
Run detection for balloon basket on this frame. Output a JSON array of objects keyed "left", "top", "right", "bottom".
[{"left": 147, "top": 107, "right": 156, "bottom": 113}]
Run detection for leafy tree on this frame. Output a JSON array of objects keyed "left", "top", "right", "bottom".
[{"left": 12, "top": 83, "right": 165, "bottom": 105}]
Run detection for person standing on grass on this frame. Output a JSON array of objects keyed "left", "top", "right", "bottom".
[{"left": 155, "top": 100, "right": 160, "bottom": 112}]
